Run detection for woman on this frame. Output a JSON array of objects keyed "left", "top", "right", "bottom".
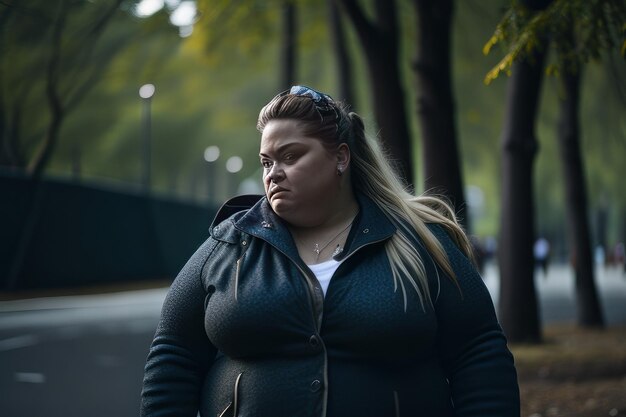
[{"left": 140, "top": 86, "right": 520, "bottom": 416}]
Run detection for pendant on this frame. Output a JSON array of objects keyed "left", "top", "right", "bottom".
[{"left": 314, "top": 244, "right": 321, "bottom": 257}]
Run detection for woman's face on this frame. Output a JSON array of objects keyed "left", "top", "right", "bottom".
[{"left": 259, "top": 119, "right": 344, "bottom": 227}]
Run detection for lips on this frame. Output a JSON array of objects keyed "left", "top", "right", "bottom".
[{"left": 269, "top": 186, "right": 288, "bottom": 200}]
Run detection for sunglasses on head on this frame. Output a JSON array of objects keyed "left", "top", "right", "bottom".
[
  {"left": 275, "top": 85, "right": 340, "bottom": 127},
  {"left": 287, "top": 85, "right": 334, "bottom": 106}
]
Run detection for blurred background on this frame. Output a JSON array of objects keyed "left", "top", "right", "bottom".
[
  {"left": 1, "top": 0, "right": 624, "bottom": 266},
  {"left": 0, "top": 0, "right": 625, "bottom": 416}
]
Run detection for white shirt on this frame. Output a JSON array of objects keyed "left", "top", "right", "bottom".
[{"left": 308, "top": 258, "right": 342, "bottom": 297}]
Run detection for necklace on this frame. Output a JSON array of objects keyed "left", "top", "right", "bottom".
[{"left": 312, "top": 215, "right": 357, "bottom": 261}]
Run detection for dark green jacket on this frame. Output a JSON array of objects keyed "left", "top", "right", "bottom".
[{"left": 140, "top": 194, "right": 520, "bottom": 417}]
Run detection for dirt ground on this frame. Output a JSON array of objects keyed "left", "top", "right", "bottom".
[{"left": 512, "top": 325, "right": 626, "bottom": 417}]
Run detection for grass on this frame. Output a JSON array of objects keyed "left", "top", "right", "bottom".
[{"left": 512, "top": 324, "right": 626, "bottom": 417}]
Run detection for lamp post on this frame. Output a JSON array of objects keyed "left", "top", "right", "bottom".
[
  {"left": 139, "top": 83, "right": 155, "bottom": 192},
  {"left": 204, "top": 145, "right": 220, "bottom": 203},
  {"left": 226, "top": 156, "right": 243, "bottom": 197}
]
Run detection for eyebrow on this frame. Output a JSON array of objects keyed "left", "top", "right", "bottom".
[{"left": 259, "top": 142, "right": 305, "bottom": 158}]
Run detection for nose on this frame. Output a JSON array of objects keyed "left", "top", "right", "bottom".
[{"left": 266, "top": 163, "right": 285, "bottom": 184}]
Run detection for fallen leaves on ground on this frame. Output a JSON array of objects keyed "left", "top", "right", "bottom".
[{"left": 511, "top": 324, "right": 626, "bottom": 417}]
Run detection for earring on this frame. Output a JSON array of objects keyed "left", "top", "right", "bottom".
[{"left": 337, "top": 167, "right": 343, "bottom": 176}]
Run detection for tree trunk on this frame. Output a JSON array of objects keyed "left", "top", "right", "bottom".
[
  {"left": 412, "top": 0, "right": 468, "bottom": 231},
  {"left": 280, "top": 1, "right": 297, "bottom": 89},
  {"left": 7, "top": 0, "right": 67, "bottom": 289},
  {"left": 327, "top": 0, "right": 355, "bottom": 106},
  {"left": 0, "top": 5, "right": 17, "bottom": 168},
  {"left": 557, "top": 68, "right": 605, "bottom": 327},
  {"left": 337, "top": 0, "right": 414, "bottom": 187},
  {"left": 498, "top": 55, "right": 546, "bottom": 343},
  {"left": 26, "top": 0, "right": 66, "bottom": 179}
]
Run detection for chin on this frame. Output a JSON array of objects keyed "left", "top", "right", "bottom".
[{"left": 270, "top": 200, "right": 293, "bottom": 218}]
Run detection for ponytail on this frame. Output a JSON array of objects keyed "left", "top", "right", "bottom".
[{"left": 344, "top": 110, "right": 472, "bottom": 309}]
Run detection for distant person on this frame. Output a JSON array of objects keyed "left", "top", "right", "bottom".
[
  {"left": 594, "top": 244, "right": 606, "bottom": 267},
  {"left": 140, "top": 86, "right": 520, "bottom": 416},
  {"left": 484, "top": 235, "right": 497, "bottom": 263},
  {"left": 614, "top": 242, "right": 625, "bottom": 273},
  {"left": 534, "top": 237, "right": 550, "bottom": 278}
]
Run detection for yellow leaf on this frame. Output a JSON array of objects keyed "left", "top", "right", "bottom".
[
  {"left": 483, "top": 35, "right": 498, "bottom": 56},
  {"left": 484, "top": 67, "right": 498, "bottom": 85}
]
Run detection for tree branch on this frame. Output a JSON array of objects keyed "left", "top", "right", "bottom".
[{"left": 335, "top": 0, "right": 375, "bottom": 47}]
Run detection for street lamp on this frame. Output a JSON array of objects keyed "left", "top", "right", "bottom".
[
  {"left": 204, "top": 145, "right": 220, "bottom": 203},
  {"left": 139, "top": 83, "right": 155, "bottom": 192}
]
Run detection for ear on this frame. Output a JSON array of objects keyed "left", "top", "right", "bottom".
[{"left": 336, "top": 143, "right": 350, "bottom": 172}]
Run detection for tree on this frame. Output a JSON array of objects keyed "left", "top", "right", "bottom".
[
  {"left": 0, "top": 0, "right": 132, "bottom": 178},
  {"left": 336, "top": 0, "right": 415, "bottom": 187},
  {"left": 485, "top": 0, "right": 624, "bottom": 330},
  {"left": 557, "top": 65, "right": 605, "bottom": 327},
  {"left": 497, "top": 53, "right": 547, "bottom": 343},
  {"left": 1, "top": 0, "right": 177, "bottom": 289},
  {"left": 327, "top": 0, "right": 355, "bottom": 105},
  {"left": 548, "top": 0, "right": 623, "bottom": 327},
  {"left": 412, "top": 0, "right": 468, "bottom": 230},
  {"left": 280, "top": 1, "right": 297, "bottom": 88},
  {"left": 193, "top": 0, "right": 304, "bottom": 92},
  {"left": 485, "top": 0, "right": 554, "bottom": 343}
]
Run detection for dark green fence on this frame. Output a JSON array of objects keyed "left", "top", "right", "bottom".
[{"left": 1, "top": 173, "right": 217, "bottom": 290}]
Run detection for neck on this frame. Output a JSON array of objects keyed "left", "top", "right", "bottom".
[
  {"left": 291, "top": 196, "right": 359, "bottom": 235},
  {"left": 289, "top": 196, "right": 360, "bottom": 264}
]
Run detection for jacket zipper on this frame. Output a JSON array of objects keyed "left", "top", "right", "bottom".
[
  {"left": 269, "top": 246, "right": 324, "bottom": 331},
  {"left": 217, "top": 371, "right": 244, "bottom": 417},
  {"left": 394, "top": 390, "right": 400, "bottom": 417},
  {"left": 217, "top": 403, "right": 232, "bottom": 417},
  {"left": 340, "top": 237, "right": 389, "bottom": 265},
  {"left": 278, "top": 236, "right": 390, "bottom": 330},
  {"left": 234, "top": 237, "right": 251, "bottom": 302},
  {"left": 233, "top": 372, "right": 243, "bottom": 416},
  {"left": 278, "top": 237, "right": 390, "bottom": 417},
  {"left": 238, "top": 232, "right": 390, "bottom": 417},
  {"left": 234, "top": 258, "right": 242, "bottom": 301}
]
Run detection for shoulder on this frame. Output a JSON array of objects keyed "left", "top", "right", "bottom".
[
  {"left": 176, "top": 195, "right": 264, "bottom": 274},
  {"left": 426, "top": 222, "right": 472, "bottom": 261},
  {"left": 211, "top": 194, "right": 264, "bottom": 228},
  {"left": 426, "top": 223, "right": 455, "bottom": 249},
  {"left": 209, "top": 194, "right": 264, "bottom": 243}
]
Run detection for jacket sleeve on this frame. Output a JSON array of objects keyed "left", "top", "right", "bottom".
[
  {"left": 140, "top": 238, "right": 219, "bottom": 417},
  {"left": 429, "top": 225, "right": 520, "bottom": 417}
]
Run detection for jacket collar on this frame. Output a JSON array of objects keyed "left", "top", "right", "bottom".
[{"left": 228, "top": 193, "right": 397, "bottom": 261}]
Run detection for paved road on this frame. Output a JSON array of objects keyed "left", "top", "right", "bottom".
[
  {"left": 0, "top": 264, "right": 624, "bottom": 417},
  {"left": 0, "top": 289, "right": 163, "bottom": 417},
  {"left": 483, "top": 263, "right": 626, "bottom": 325}
]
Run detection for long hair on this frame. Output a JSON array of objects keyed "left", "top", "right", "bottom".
[{"left": 257, "top": 90, "right": 473, "bottom": 309}]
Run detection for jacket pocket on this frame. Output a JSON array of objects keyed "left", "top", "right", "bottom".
[{"left": 218, "top": 372, "right": 244, "bottom": 417}]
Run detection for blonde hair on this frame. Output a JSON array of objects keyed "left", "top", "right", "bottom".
[{"left": 258, "top": 91, "right": 473, "bottom": 309}]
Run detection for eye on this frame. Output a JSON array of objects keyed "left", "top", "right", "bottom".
[
  {"left": 284, "top": 152, "right": 299, "bottom": 163},
  {"left": 260, "top": 159, "right": 273, "bottom": 169}
]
